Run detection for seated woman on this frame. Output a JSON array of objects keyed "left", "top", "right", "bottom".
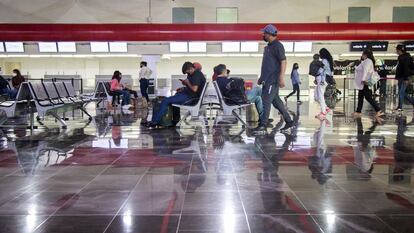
[
  {"left": 10, "top": 69, "right": 25, "bottom": 99},
  {"left": 110, "top": 70, "right": 131, "bottom": 109},
  {"left": 145, "top": 62, "right": 206, "bottom": 128}
]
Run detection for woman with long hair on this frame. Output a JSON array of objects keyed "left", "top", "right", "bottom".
[
  {"left": 315, "top": 48, "right": 333, "bottom": 119},
  {"left": 353, "top": 50, "right": 384, "bottom": 118},
  {"left": 285, "top": 63, "right": 301, "bottom": 104},
  {"left": 110, "top": 70, "right": 131, "bottom": 109},
  {"left": 11, "top": 69, "right": 25, "bottom": 90}
]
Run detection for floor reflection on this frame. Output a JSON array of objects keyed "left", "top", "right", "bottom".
[{"left": 0, "top": 99, "right": 412, "bottom": 232}]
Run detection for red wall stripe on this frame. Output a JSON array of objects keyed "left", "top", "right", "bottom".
[{"left": 0, "top": 23, "right": 413, "bottom": 41}]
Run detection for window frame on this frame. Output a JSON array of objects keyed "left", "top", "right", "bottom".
[{"left": 216, "top": 7, "right": 239, "bottom": 23}]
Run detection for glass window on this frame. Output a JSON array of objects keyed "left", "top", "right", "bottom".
[
  {"left": 348, "top": 7, "right": 370, "bottom": 22},
  {"left": 172, "top": 7, "right": 194, "bottom": 23},
  {"left": 393, "top": 7, "right": 414, "bottom": 22},
  {"left": 217, "top": 7, "right": 238, "bottom": 23}
]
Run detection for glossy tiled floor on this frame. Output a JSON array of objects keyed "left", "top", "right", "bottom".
[{"left": 0, "top": 95, "right": 413, "bottom": 233}]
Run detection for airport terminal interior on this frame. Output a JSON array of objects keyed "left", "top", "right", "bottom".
[{"left": 0, "top": 0, "right": 414, "bottom": 232}]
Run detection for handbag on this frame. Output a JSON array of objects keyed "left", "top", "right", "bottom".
[{"left": 367, "top": 72, "right": 380, "bottom": 87}]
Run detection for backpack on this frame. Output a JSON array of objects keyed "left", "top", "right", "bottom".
[
  {"left": 325, "top": 75, "right": 336, "bottom": 85},
  {"left": 225, "top": 77, "right": 248, "bottom": 105},
  {"left": 309, "top": 60, "right": 324, "bottom": 77}
]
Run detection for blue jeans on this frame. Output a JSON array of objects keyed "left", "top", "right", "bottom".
[
  {"left": 246, "top": 86, "right": 263, "bottom": 120},
  {"left": 152, "top": 92, "right": 191, "bottom": 124},
  {"left": 397, "top": 80, "right": 414, "bottom": 109}
]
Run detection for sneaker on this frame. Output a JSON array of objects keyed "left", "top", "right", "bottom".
[
  {"left": 145, "top": 121, "right": 158, "bottom": 128},
  {"left": 122, "top": 104, "right": 132, "bottom": 110},
  {"left": 280, "top": 121, "right": 295, "bottom": 132},
  {"left": 315, "top": 112, "right": 326, "bottom": 119},
  {"left": 317, "top": 113, "right": 326, "bottom": 120},
  {"left": 140, "top": 120, "right": 148, "bottom": 125},
  {"left": 254, "top": 125, "right": 267, "bottom": 132},
  {"left": 284, "top": 97, "right": 288, "bottom": 102}
]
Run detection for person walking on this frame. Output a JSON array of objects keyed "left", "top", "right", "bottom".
[
  {"left": 255, "top": 24, "right": 294, "bottom": 132},
  {"left": 352, "top": 50, "right": 384, "bottom": 118},
  {"left": 394, "top": 44, "right": 414, "bottom": 112},
  {"left": 314, "top": 48, "right": 333, "bottom": 120},
  {"left": 284, "top": 63, "right": 302, "bottom": 104},
  {"left": 139, "top": 61, "right": 152, "bottom": 103},
  {"left": 377, "top": 64, "right": 388, "bottom": 97}
]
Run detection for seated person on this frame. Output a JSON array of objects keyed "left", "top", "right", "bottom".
[
  {"left": 110, "top": 70, "right": 131, "bottom": 109},
  {"left": 215, "top": 64, "right": 231, "bottom": 94},
  {"left": 215, "top": 64, "right": 272, "bottom": 125},
  {"left": 146, "top": 62, "right": 206, "bottom": 128},
  {"left": 12, "top": 69, "right": 25, "bottom": 89},
  {"left": 0, "top": 74, "right": 12, "bottom": 99}
]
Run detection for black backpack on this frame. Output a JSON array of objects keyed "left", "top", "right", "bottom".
[
  {"left": 309, "top": 60, "right": 324, "bottom": 77},
  {"left": 225, "top": 77, "right": 248, "bottom": 105}
]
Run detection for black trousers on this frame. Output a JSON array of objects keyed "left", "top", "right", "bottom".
[
  {"left": 286, "top": 83, "right": 300, "bottom": 101},
  {"left": 356, "top": 84, "right": 380, "bottom": 113},
  {"left": 261, "top": 83, "right": 292, "bottom": 126},
  {"left": 140, "top": 84, "right": 149, "bottom": 102}
]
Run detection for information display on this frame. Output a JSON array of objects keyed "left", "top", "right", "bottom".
[{"left": 350, "top": 41, "right": 388, "bottom": 52}]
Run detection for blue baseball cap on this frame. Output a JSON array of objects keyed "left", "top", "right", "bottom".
[{"left": 261, "top": 24, "right": 278, "bottom": 35}]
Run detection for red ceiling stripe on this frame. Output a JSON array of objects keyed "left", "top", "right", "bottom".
[{"left": 0, "top": 23, "right": 413, "bottom": 41}]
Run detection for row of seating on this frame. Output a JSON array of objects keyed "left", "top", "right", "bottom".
[
  {"left": 0, "top": 81, "right": 98, "bottom": 128},
  {"left": 172, "top": 81, "right": 253, "bottom": 126}
]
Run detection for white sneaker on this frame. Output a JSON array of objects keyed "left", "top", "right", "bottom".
[{"left": 122, "top": 105, "right": 132, "bottom": 110}]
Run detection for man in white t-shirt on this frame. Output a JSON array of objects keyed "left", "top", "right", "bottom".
[{"left": 139, "top": 61, "right": 152, "bottom": 102}]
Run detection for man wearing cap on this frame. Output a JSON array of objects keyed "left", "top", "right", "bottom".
[{"left": 256, "top": 24, "right": 294, "bottom": 132}]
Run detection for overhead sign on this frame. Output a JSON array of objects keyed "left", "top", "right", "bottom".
[
  {"left": 350, "top": 41, "right": 388, "bottom": 52},
  {"left": 350, "top": 42, "right": 369, "bottom": 51},
  {"left": 404, "top": 41, "right": 414, "bottom": 51},
  {"left": 370, "top": 41, "right": 388, "bottom": 51}
]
